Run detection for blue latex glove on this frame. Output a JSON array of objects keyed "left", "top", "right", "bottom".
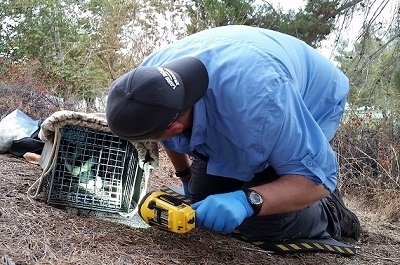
[
  {"left": 191, "top": 190, "right": 254, "bottom": 234},
  {"left": 182, "top": 180, "right": 190, "bottom": 197}
]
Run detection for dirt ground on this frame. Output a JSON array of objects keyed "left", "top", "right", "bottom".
[{"left": 1, "top": 152, "right": 399, "bottom": 265}]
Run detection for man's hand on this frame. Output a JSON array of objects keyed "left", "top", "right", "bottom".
[{"left": 191, "top": 191, "right": 254, "bottom": 234}]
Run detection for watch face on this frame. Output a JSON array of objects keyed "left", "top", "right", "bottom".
[{"left": 249, "top": 191, "right": 263, "bottom": 205}]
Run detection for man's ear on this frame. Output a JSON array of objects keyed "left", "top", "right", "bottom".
[
  {"left": 161, "top": 109, "right": 192, "bottom": 139},
  {"left": 165, "top": 121, "right": 184, "bottom": 136}
]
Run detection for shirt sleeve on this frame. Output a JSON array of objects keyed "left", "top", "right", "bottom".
[{"left": 262, "top": 77, "right": 338, "bottom": 192}]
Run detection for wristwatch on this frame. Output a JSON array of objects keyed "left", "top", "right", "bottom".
[{"left": 244, "top": 189, "right": 263, "bottom": 216}]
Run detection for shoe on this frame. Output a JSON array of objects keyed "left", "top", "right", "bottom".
[{"left": 328, "top": 189, "right": 361, "bottom": 240}]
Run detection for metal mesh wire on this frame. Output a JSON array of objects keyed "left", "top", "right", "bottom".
[{"left": 47, "top": 125, "right": 142, "bottom": 213}]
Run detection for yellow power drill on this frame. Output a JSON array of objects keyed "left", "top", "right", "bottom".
[{"left": 138, "top": 190, "right": 195, "bottom": 234}]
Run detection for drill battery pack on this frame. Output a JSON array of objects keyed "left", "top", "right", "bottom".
[{"left": 138, "top": 190, "right": 195, "bottom": 234}]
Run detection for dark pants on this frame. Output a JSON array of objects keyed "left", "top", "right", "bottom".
[{"left": 188, "top": 158, "right": 341, "bottom": 241}]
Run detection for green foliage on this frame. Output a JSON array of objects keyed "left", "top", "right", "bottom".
[
  {"left": 185, "top": 0, "right": 363, "bottom": 47},
  {"left": 1, "top": 0, "right": 396, "bottom": 110},
  {"left": 0, "top": 0, "right": 191, "bottom": 101},
  {"left": 393, "top": 69, "right": 400, "bottom": 92},
  {"left": 106, "top": 0, "right": 188, "bottom": 76},
  {"left": 278, "top": 0, "right": 337, "bottom": 47},
  {"left": 0, "top": 0, "right": 112, "bottom": 99},
  {"left": 186, "top": 0, "right": 254, "bottom": 33},
  {"left": 336, "top": 25, "right": 400, "bottom": 112},
  {"left": 2, "top": 0, "right": 78, "bottom": 60}
]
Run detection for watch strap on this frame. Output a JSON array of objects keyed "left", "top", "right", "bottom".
[{"left": 175, "top": 167, "right": 191, "bottom": 178}]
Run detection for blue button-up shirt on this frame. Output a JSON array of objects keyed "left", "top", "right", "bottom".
[{"left": 140, "top": 25, "right": 349, "bottom": 192}]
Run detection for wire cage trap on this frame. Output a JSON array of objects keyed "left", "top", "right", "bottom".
[{"left": 46, "top": 125, "right": 143, "bottom": 214}]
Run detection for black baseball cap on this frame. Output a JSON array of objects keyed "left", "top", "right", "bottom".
[{"left": 106, "top": 57, "right": 209, "bottom": 140}]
